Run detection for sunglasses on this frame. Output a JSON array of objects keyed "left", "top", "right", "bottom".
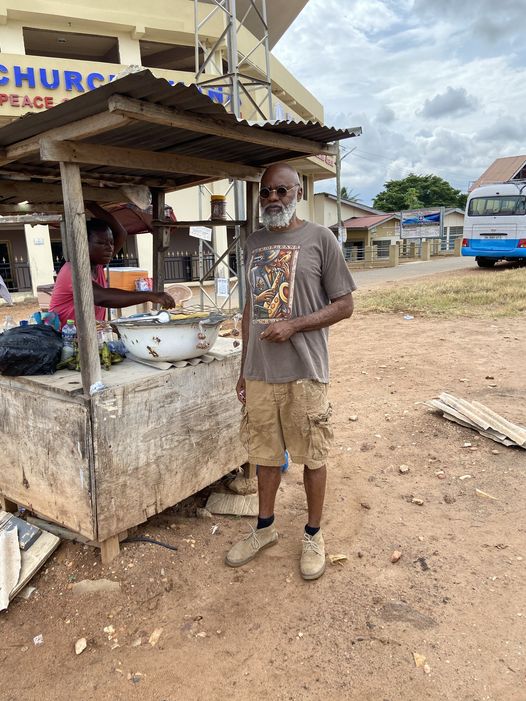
[{"left": 259, "top": 184, "right": 299, "bottom": 199}]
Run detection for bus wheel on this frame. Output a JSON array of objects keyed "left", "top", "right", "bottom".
[{"left": 476, "top": 258, "right": 496, "bottom": 268}]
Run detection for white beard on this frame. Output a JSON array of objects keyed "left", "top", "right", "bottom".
[{"left": 261, "top": 200, "right": 297, "bottom": 229}]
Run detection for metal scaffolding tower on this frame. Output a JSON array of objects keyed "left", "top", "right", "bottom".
[{"left": 194, "top": 0, "right": 273, "bottom": 310}]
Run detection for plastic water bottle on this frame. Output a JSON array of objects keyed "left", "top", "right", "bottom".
[
  {"left": 61, "top": 319, "right": 77, "bottom": 361},
  {"left": 2, "top": 315, "right": 16, "bottom": 333}
]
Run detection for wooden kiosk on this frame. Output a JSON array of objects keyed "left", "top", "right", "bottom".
[{"left": 0, "top": 71, "right": 357, "bottom": 561}]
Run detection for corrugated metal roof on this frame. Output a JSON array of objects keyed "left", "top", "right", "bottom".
[
  {"left": 0, "top": 69, "right": 359, "bottom": 147},
  {"left": 0, "top": 70, "right": 360, "bottom": 196},
  {"left": 470, "top": 155, "right": 526, "bottom": 191}
]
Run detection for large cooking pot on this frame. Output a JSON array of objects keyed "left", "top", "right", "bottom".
[{"left": 113, "top": 311, "right": 225, "bottom": 362}]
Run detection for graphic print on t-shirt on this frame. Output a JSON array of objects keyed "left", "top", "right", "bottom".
[{"left": 248, "top": 245, "right": 300, "bottom": 323}]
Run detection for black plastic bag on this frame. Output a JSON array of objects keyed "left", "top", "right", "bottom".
[{"left": 0, "top": 324, "right": 63, "bottom": 376}]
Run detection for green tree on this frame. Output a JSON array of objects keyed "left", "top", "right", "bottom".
[{"left": 372, "top": 173, "right": 467, "bottom": 211}]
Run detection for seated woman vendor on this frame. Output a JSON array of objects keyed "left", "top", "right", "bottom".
[{"left": 50, "top": 203, "right": 175, "bottom": 327}]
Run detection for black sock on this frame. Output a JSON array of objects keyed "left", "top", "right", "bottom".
[
  {"left": 257, "top": 515, "right": 274, "bottom": 529},
  {"left": 305, "top": 524, "right": 320, "bottom": 537}
]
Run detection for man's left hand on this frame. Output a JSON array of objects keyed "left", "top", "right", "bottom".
[{"left": 260, "top": 320, "right": 297, "bottom": 343}]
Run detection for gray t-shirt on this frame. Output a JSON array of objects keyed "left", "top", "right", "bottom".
[{"left": 243, "top": 220, "right": 357, "bottom": 384}]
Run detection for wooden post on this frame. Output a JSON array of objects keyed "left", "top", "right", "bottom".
[
  {"left": 59, "top": 161, "right": 103, "bottom": 396},
  {"left": 151, "top": 189, "right": 170, "bottom": 294}
]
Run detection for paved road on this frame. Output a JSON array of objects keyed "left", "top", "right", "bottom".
[{"left": 351, "top": 255, "right": 476, "bottom": 289}]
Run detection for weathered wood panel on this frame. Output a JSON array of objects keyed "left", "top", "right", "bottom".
[
  {"left": 92, "top": 356, "right": 246, "bottom": 540},
  {"left": 0, "top": 379, "right": 95, "bottom": 539}
]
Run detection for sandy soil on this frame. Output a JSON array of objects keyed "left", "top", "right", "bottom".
[{"left": 1, "top": 271, "right": 525, "bottom": 701}]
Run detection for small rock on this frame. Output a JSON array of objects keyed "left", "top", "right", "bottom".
[
  {"left": 443, "top": 494, "right": 456, "bottom": 504},
  {"left": 33, "top": 634, "right": 44, "bottom": 646},
  {"left": 360, "top": 501, "right": 371, "bottom": 510},
  {"left": 103, "top": 625, "right": 115, "bottom": 635},
  {"left": 349, "top": 415, "right": 359, "bottom": 422},
  {"left": 411, "top": 498, "right": 424, "bottom": 506},
  {"left": 227, "top": 474, "right": 258, "bottom": 495},
  {"left": 459, "top": 474, "right": 472, "bottom": 480},
  {"left": 423, "top": 664, "right": 431, "bottom": 674},
  {"left": 357, "top": 551, "right": 364, "bottom": 558},
  {"left": 390, "top": 550, "right": 402, "bottom": 563},
  {"left": 462, "top": 442, "right": 472, "bottom": 448},
  {"left": 74, "top": 637, "right": 87, "bottom": 655},
  {"left": 435, "top": 470, "right": 446, "bottom": 479},
  {"left": 297, "top": 631, "right": 304, "bottom": 638},
  {"left": 196, "top": 508, "right": 212, "bottom": 520},
  {"left": 491, "top": 450, "right": 500, "bottom": 455},
  {"left": 413, "top": 652, "right": 426, "bottom": 668},
  {"left": 148, "top": 628, "right": 163, "bottom": 647},
  {"left": 131, "top": 638, "right": 142, "bottom": 648},
  {"left": 195, "top": 631, "right": 207, "bottom": 638},
  {"left": 399, "top": 464, "right": 410, "bottom": 474}
]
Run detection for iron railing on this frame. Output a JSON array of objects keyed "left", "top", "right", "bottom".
[{"left": 0, "top": 260, "right": 32, "bottom": 291}]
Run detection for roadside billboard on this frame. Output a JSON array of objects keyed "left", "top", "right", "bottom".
[{"left": 400, "top": 208, "right": 444, "bottom": 239}]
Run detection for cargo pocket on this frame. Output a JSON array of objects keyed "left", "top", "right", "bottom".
[
  {"left": 240, "top": 405, "right": 250, "bottom": 450},
  {"left": 308, "top": 403, "right": 334, "bottom": 461}
]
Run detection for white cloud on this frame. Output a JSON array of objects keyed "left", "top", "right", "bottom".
[
  {"left": 419, "top": 87, "right": 478, "bottom": 119},
  {"left": 274, "top": 0, "right": 526, "bottom": 204}
]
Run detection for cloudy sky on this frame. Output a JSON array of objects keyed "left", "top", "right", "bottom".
[{"left": 274, "top": 0, "right": 526, "bottom": 206}]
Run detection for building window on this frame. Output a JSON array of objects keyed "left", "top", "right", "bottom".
[
  {"left": 449, "top": 226, "right": 463, "bottom": 238},
  {"left": 139, "top": 40, "right": 201, "bottom": 71},
  {"left": 23, "top": 28, "right": 120, "bottom": 63}
]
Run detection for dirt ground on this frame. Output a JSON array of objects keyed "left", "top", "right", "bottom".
[{"left": 1, "top": 270, "right": 526, "bottom": 701}]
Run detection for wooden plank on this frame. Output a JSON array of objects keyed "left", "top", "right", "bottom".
[
  {"left": 59, "top": 161, "right": 103, "bottom": 397},
  {"left": 91, "top": 356, "right": 247, "bottom": 540},
  {"left": 0, "top": 180, "right": 128, "bottom": 205},
  {"left": 108, "top": 94, "right": 339, "bottom": 157},
  {"left": 41, "top": 140, "right": 264, "bottom": 182},
  {"left": 0, "top": 111, "right": 130, "bottom": 166},
  {"left": 0, "top": 384, "right": 95, "bottom": 539},
  {"left": 10, "top": 530, "right": 61, "bottom": 600}
]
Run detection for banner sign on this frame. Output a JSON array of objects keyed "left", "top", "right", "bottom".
[{"left": 400, "top": 208, "right": 442, "bottom": 239}]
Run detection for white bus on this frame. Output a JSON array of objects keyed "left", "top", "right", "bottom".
[{"left": 461, "top": 182, "right": 526, "bottom": 267}]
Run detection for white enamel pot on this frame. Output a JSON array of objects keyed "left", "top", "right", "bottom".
[{"left": 113, "top": 314, "right": 224, "bottom": 362}]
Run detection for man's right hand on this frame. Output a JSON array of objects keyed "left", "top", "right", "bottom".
[
  {"left": 236, "top": 376, "right": 246, "bottom": 404},
  {"left": 149, "top": 291, "right": 176, "bottom": 308}
]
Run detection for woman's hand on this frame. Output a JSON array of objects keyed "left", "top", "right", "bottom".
[{"left": 149, "top": 292, "right": 176, "bottom": 308}]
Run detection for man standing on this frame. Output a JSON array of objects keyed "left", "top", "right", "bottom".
[{"left": 225, "top": 163, "right": 356, "bottom": 580}]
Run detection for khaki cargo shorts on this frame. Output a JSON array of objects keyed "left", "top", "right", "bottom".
[{"left": 240, "top": 379, "right": 333, "bottom": 470}]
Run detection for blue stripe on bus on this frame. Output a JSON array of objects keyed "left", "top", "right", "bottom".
[{"left": 462, "top": 238, "right": 526, "bottom": 257}]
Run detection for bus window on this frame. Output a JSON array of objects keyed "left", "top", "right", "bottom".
[{"left": 468, "top": 195, "right": 526, "bottom": 216}]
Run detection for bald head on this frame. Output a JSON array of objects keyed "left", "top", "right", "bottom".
[{"left": 262, "top": 163, "right": 301, "bottom": 187}]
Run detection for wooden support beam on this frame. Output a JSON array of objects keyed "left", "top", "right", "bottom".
[
  {"left": 0, "top": 180, "right": 128, "bottom": 205},
  {"left": 59, "top": 161, "right": 103, "bottom": 397},
  {"left": 40, "top": 140, "right": 264, "bottom": 182},
  {"left": 151, "top": 189, "right": 169, "bottom": 295},
  {"left": 0, "top": 205, "right": 63, "bottom": 215},
  {"left": 108, "top": 94, "right": 339, "bottom": 157},
  {"left": 0, "top": 112, "right": 130, "bottom": 166}
]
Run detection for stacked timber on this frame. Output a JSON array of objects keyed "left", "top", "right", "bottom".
[{"left": 426, "top": 393, "right": 526, "bottom": 448}]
